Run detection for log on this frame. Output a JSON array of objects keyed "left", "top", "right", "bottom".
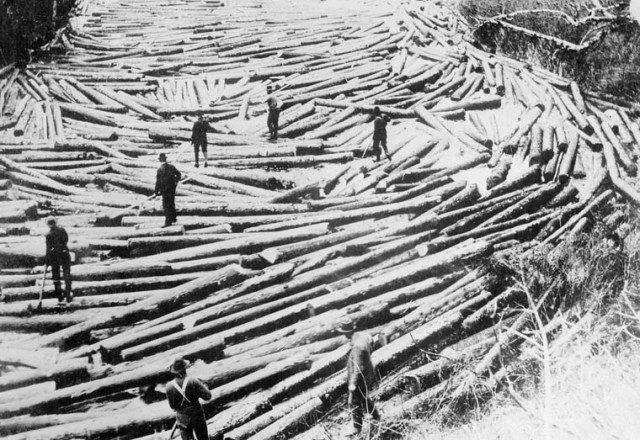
[
  {"left": 542, "top": 190, "right": 614, "bottom": 244},
  {"left": 0, "top": 359, "right": 88, "bottom": 393},
  {"left": 1, "top": 271, "right": 209, "bottom": 302},
  {"left": 485, "top": 158, "right": 510, "bottom": 190},
  {"left": 248, "top": 194, "right": 441, "bottom": 233},
  {"left": 66, "top": 263, "right": 295, "bottom": 359},
  {"left": 0, "top": 353, "right": 312, "bottom": 437},
  {"left": 314, "top": 98, "right": 414, "bottom": 118},
  {"left": 478, "top": 166, "right": 540, "bottom": 201},
  {"left": 477, "top": 182, "right": 561, "bottom": 227},
  {"left": 558, "top": 131, "right": 579, "bottom": 184},
  {"left": 26, "top": 264, "right": 254, "bottom": 348},
  {"left": 245, "top": 398, "right": 324, "bottom": 440}
]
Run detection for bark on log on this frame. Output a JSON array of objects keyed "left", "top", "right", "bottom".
[{"left": 26, "top": 264, "right": 253, "bottom": 348}]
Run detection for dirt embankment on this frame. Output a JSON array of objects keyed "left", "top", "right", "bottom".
[{"left": 0, "top": 0, "right": 74, "bottom": 65}]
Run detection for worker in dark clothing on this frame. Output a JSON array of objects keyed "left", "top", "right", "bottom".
[
  {"left": 338, "top": 321, "right": 380, "bottom": 436},
  {"left": 45, "top": 217, "right": 72, "bottom": 303},
  {"left": 191, "top": 116, "right": 210, "bottom": 168},
  {"left": 372, "top": 107, "right": 391, "bottom": 162},
  {"left": 155, "top": 153, "right": 181, "bottom": 227},
  {"left": 166, "top": 358, "right": 212, "bottom": 440},
  {"left": 266, "top": 85, "right": 281, "bottom": 140}
]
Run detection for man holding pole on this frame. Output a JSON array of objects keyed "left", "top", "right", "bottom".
[
  {"left": 191, "top": 116, "right": 210, "bottom": 168},
  {"left": 266, "top": 85, "right": 281, "bottom": 140},
  {"left": 45, "top": 216, "right": 72, "bottom": 303},
  {"left": 155, "top": 153, "right": 181, "bottom": 227},
  {"left": 166, "top": 358, "right": 212, "bottom": 440},
  {"left": 372, "top": 107, "right": 391, "bottom": 162}
]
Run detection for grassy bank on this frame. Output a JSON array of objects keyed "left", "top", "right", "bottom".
[
  {"left": 452, "top": 0, "right": 640, "bottom": 103},
  {"left": 0, "top": 0, "right": 74, "bottom": 65}
]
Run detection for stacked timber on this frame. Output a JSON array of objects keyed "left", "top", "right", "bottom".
[{"left": 0, "top": 0, "right": 639, "bottom": 439}]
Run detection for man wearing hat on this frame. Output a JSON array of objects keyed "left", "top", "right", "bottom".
[
  {"left": 166, "top": 358, "right": 212, "bottom": 440},
  {"left": 155, "top": 153, "right": 182, "bottom": 227},
  {"left": 265, "top": 85, "right": 281, "bottom": 140},
  {"left": 191, "top": 116, "right": 211, "bottom": 168},
  {"left": 372, "top": 106, "right": 391, "bottom": 162},
  {"left": 45, "top": 217, "right": 73, "bottom": 303},
  {"left": 338, "top": 320, "right": 380, "bottom": 435}
]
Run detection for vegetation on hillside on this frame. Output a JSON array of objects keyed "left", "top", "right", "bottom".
[
  {"left": 453, "top": 0, "right": 640, "bottom": 103},
  {"left": 0, "top": 0, "right": 73, "bottom": 65}
]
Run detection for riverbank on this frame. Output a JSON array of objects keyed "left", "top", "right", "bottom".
[{"left": 0, "top": 0, "right": 75, "bottom": 65}]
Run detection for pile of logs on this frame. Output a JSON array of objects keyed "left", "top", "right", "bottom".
[{"left": 0, "top": 0, "right": 639, "bottom": 438}]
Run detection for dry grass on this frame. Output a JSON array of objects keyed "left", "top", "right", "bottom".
[{"left": 451, "top": 0, "right": 640, "bottom": 101}]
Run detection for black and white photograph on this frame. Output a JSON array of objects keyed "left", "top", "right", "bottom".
[{"left": 0, "top": 0, "right": 639, "bottom": 438}]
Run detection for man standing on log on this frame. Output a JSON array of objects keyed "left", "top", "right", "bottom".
[
  {"left": 266, "top": 85, "right": 281, "bottom": 141},
  {"left": 191, "top": 116, "right": 210, "bottom": 168},
  {"left": 166, "top": 358, "right": 212, "bottom": 440},
  {"left": 155, "top": 153, "right": 181, "bottom": 227},
  {"left": 339, "top": 322, "right": 380, "bottom": 436},
  {"left": 45, "top": 217, "right": 73, "bottom": 303},
  {"left": 372, "top": 107, "right": 391, "bottom": 162}
]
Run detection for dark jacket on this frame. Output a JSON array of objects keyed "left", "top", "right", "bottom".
[
  {"left": 155, "top": 163, "right": 181, "bottom": 195},
  {"left": 191, "top": 120, "right": 211, "bottom": 145},
  {"left": 45, "top": 226, "right": 70, "bottom": 264},
  {"left": 373, "top": 115, "right": 389, "bottom": 139},
  {"left": 166, "top": 377, "right": 212, "bottom": 425},
  {"left": 347, "top": 334, "right": 376, "bottom": 394}
]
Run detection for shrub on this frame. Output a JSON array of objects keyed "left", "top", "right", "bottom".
[{"left": 454, "top": 0, "right": 640, "bottom": 101}]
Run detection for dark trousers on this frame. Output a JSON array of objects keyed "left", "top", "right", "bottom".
[
  {"left": 162, "top": 192, "right": 177, "bottom": 226},
  {"left": 267, "top": 110, "right": 280, "bottom": 139},
  {"left": 177, "top": 414, "right": 209, "bottom": 440},
  {"left": 372, "top": 135, "right": 388, "bottom": 160},
  {"left": 350, "top": 389, "right": 380, "bottom": 432},
  {"left": 50, "top": 256, "right": 72, "bottom": 301},
  {"left": 193, "top": 142, "right": 207, "bottom": 165}
]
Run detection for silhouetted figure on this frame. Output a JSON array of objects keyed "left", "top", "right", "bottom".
[
  {"left": 372, "top": 107, "right": 391, "bottom": 161},
  {"left": 191, "top": 116, "right": 210, "bottom": 168},
  {"left": 155, "top": 153, "right": 181, "bottom": 227},
  {"left": 166, "top": 358, "right": 212, "bottom": 440},
  {"left": 339, "top": 322, "right": 380, "bottom": 436},
  {"left": 266, "top": 85, "right": 281, "bottom": 140},
  {"left": 45, "top": 217, "right": 72, "bottom": 303}
]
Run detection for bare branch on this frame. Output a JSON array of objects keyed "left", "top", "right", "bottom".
[
  {"left": 478, "top": 9, "right": 583, "bottom": 26},
  {"left": 481, "top": 18, "right": 610, "bottom": 52}
]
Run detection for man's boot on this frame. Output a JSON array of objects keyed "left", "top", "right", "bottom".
[{"left": 54, "top": 283, "right": 64, "bottom": 304}]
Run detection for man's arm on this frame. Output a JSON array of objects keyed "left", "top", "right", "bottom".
[
  {"left": 191, "top": 122, "right": 198, "bottom": 143},
  {"left": 61, "top": 228, "right": 69, "bottom": 247},
  {"left": 166, "top": 386, "right": 178, "bottom": 410},
  {"left": 45, "top": 234, "right": 52, "bottom": 264},
  {"left": 155, "top": 169, "right": 161, "bottom": 195},
  {"left": 173, "top": 166, "right": 182, "bottom": 182},
  {"left": 193, "top": 378, "right": 212, "bottom": 401}
]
